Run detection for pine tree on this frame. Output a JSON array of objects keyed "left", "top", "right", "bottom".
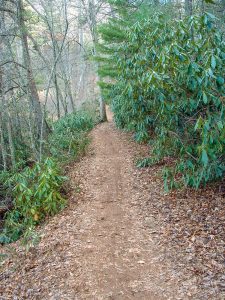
[{"left": 96, "top": 0, "right": 147, "bottom": 103}]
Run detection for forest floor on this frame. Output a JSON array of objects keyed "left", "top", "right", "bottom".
[{"left": 0, "top": 110, "right": 224, "bottom": 299}]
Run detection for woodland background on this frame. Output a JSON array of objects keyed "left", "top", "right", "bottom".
[{"left": 0, "top": 0, "right": 224, "bottom": 243}]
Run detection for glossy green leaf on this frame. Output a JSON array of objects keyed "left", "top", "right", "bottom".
[
  {"left": 216, "top": 76, "right": 224, "bottom": 86},
  {"left": 201, "top": 149, "right": 209, "bottom": 166},
  {"left": 211, "top": 55, "right": 216, "bottom": 69},
  {"left": 202, "top": 92, "right": 208, "bottom": 104}
]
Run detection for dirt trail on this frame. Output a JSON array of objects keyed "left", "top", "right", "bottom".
[{"left": 1, "top": 117, "right": 184, "bottom": 299}]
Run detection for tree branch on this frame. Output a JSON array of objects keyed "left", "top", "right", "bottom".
[{"left": 0, "top": 60, "right": 27, "bottom": 70}]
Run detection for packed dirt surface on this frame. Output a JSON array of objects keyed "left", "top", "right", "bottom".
[{"left": 0, "top": 116, "right": 224, "bottom": 299}]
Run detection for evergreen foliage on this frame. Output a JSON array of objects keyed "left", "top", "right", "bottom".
[
  {"left": 98, "top": 5, "right": 225, "bottom": 189},
  {"left": 49, "top": 111, "right": 94, "bottom": 162},
  {"left": 1, "top": 158, "right": 66, "bottom": 244},
  {"left": 96, "top": 0, "right": 140, "bottom": 102},
  {"left": 0, "top": 111, "right": 95, "bottom": 243}
]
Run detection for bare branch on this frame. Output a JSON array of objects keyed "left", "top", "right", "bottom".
[{"left": 0, "top": 60, "right": 27, "bottom": 69}]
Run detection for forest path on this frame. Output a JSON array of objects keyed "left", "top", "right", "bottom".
[{"left": 1, "top": 114, "right": 182, "bottom": 299}]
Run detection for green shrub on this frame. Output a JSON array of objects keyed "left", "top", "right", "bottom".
[
  {"left": 99, "top": 13, "right": 225, "bottom": 189},
  {"left": 0, "top": 110, "right": 95, "bottom": 244},
  {"left": 0, "top": 158, "right": 66, "bottom": 243},
  {"left": 48, "top": 111, "right": 94, "bottom": 162},
  {"left": 53, "top": 111, "right": 94, "bottom": 133}
]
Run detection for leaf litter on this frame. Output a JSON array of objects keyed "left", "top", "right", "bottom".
[{"left": 0, "top": 121, "right": 224, "bottom": 299}]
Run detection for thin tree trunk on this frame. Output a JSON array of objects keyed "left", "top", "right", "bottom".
[
  {"left": 0, "top": 113, "right": 7, "bottom": 171},
  {"left": 54, "top": 73, "right": 61, "bottom": 119},
  {"left": 67, "top": 82, "right": 75, "bottom": 112},
  {"left": 0, "top": 65, "right": 7, "bottom": 171},
  {"left": 201, "top": 0, "right": 205, "bottom": 14},
  {"left": 12, "top": 96, "right": 23, "bottom": 141},
  {"left": 88, "top": 0, "right": 107, "bottom": 121},
  {"left": 18, "top": 0, "right": 49, "bottom": 138},
  {"left": 1, "top": 72, "right": 16, "bottom": 168},
  {"left": 6, "top": 107, "right": 16, "bottom": 169},
  {"left": 28, "top": 112, "right": 38, "bottom": 160},
  {"left": 185, "top": 0, "right": 193, "bottom": 16}
]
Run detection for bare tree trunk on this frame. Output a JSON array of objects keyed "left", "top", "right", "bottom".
[
  {"left": 0, "top": 114, "right": 7, "bottom": 171},
  {"left": 28, "top": 112, "right": 39, "bottom": 160},
  {"left": 38, "top": 1, "right": 69, "bottom": 161},
  {"left": 12, "top": 96, "right": 23, "bottom": 141},
  {"left": 54, "top": 72, "right": 61, "bottom": 119},
  {"left": 2, "top": 68, "right": 16, "bottom": 168},
  {"left": 6, "top": 106, "right": 16, "bottom": 169},
  {"left": 18, "top": 0, "right": 49, "bottom": 138},
  {"left": 0, "top": 65, "right": 7, "bottom": 171},
  {"left": 201, "top": 0, "right": 205, "bottom": 14},
  {"left": 67, "top": 81, "right": 75, "bottom": 112},
  {"left": 82, "top": 0, "right": 107, "bottom": 121},
  {"left": 185, "top": 0, "right": 193, "bottom": 15},
  {"left": 58, "top": 82, "right": 68, "bottom": 116},
  {"left": 61, "top": 43, "right": 75, "bottom": 112},
  {"left": 89, "top": 0, "right": 107, "bottom": 121}
]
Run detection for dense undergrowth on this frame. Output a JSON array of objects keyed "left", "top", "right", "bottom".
[
  {"left": 0, "top": 110, "right": 95, "bottom": 244},
  {"left": 98, "top": 9, "right": 225, "bottom": 190}
]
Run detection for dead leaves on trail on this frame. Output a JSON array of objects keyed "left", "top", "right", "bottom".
[
  {"left": 0, "top": 124, "right": 224, "bottom": 300},
  {"left": 135, "top": 161, "right": 225, "bottom": 299}
]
